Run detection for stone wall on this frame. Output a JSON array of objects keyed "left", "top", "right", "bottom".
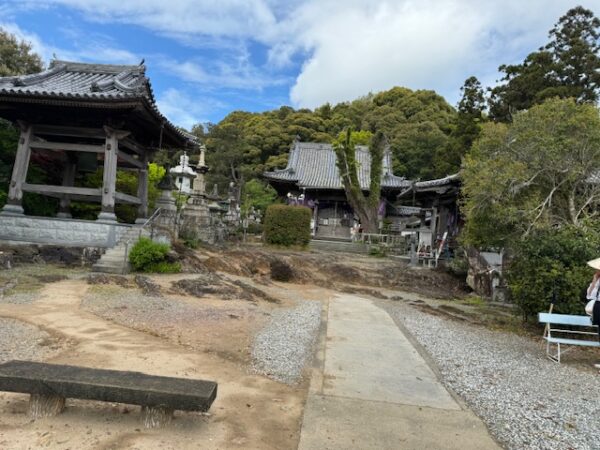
[
  {"left": 0, "top": 244, "right": 103, "bottom": 266},
  {"left": 0, "top": 216, "right": 131, "bottom": 248}
]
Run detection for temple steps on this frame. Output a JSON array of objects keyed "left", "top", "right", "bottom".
[{"left": 91, "top": 227, "right": 144, "bottom": 274}]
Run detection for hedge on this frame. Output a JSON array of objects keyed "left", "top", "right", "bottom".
[{"left": 263, "top": 205, "right": 311, "bottom": 247}]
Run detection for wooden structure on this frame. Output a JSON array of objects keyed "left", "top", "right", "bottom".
[
  {"left": 0, "top": 60, "right": 196, "bottom": 223},
  {"left": 263, "top": 142, "right": 410, "bottom": 239},
  {"left": 0, "top": 360, "right": 217, "bottom": 428},
  {"left": 393, "top": 174, "right": 461, "bottom": 253}
]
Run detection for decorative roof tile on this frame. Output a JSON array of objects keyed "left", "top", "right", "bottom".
[
  {"left": 0, "top": 60, "right": 150, "bottom": 100},
  {"left": 264, "top": 142, "right": 409, "bottom": 190}
]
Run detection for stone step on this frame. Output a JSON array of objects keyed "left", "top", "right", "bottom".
[{"left": 91, "top": 264, "right": 128, "bottom": 274}]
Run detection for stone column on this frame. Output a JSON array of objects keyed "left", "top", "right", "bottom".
[
  {"left": 57, "top": 156, "right": 77, "bottom": 219},
  {"left": 1, "top": 122, "right": 32, "bottom": 216},
  {"left": 97, "top": 127, "right": 119, "bottom": 222},
  {"left": 136, "top": 154, "right": 149, "bottom": 224}
]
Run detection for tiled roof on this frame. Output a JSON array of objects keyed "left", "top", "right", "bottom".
[
  {"left": 413, "top": 173, "right": 460, "bottom": 189},
  {"left": 0, "top": 60, "right": 150, "bottom": 100},
  {"left": 0, "top": 60, "right": 196, "bottom": 147},
  {"left": 263, "top": 142, "right": 409, "bottom": 190}
]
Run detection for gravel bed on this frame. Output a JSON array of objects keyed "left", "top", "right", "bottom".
[
  {"left": 0, "top": 292, "right": 40, "bottom": 305},
  {"left": 0, "top": 318, "right": 57, "bottom": 363},
  {"left": 252, "top": 301, "right": 321, "bottom": 384},
  {"left": 383, "top": 302, "right": 600, "bottom": 450},
  {"left": 82, "top": 290, "right": 254, "bottom": 328}
]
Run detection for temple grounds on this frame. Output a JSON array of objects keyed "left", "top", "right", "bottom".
[{"left": 0, "top": 247, "right": 598, "bottom": 449}]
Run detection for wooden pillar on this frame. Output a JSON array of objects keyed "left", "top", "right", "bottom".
[
  {"left": 97, "top": 127, "right": 119, "bottom": 222},
  {"left": 57, "top": 156, "right": 77, "bottom": 218},
  {"left": 1, "top": 122, "right": 32, "bottom": 215},
  {"left": 136, "top": 154, "right": 149, "bottom": 224}
]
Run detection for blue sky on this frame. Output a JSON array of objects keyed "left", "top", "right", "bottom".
[{"left": 0, "top": 1, "right": 597, "bottom": 130}]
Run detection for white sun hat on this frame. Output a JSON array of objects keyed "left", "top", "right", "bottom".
[{"left": 587, "top": 257, "right": 600, "bottom": 271}]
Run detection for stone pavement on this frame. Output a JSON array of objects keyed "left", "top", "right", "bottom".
[{"left": 298, "top": 294, "right": 500, "bottom": 450}]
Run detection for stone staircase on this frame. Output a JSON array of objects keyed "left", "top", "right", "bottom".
[
  {"left": 309, "top": 239, "right": 369, "bottom": 255},
  {"left": 92, "top": 227, "right": 143, "bottom": 274}
]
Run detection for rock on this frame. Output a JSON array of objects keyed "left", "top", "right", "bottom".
[
  {"left": 0, "top": 252, "right": 13, "bottom": 270},
  {"left": 134, "top": 275, "right": 162, "bottom": 297},
  {"left": 87, "top": 274, "right": 131, "bottom": 287},
  {"left": 172, "top": 278, "right": 218, "bottom": 297}
]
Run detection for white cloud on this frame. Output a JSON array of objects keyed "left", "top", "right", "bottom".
[
  {"left": 0, "top": 21, "right": 139, "bottom": 65},
  {"left": 8, "top": 0, "right": 600, "bottom": 109},
  {"left": 156, "top": 88, "right": 222, "bottom": 130},
  {"left": 281, "top": 0, "right": 600, "bottom": 108}
]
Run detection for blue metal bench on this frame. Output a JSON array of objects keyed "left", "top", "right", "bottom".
[{"left": 538, "top": 313, "right": 600, "bottom": 363}]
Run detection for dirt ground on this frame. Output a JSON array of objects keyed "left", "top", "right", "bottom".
[{"left": 0, "top": 245, "right": 596, "bottom": 449}]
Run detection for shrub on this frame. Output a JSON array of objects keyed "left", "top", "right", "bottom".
[
  {"left": 507, "top": 223, "right": 600, "bottom": 321},
  {"left": 263, "top": 205, "right": 311, "bottom": 247},
  {"left": 270, "top": 259, "right": 294, "bottom": 281},
  {"left": 128, "top": 237, "right": 178, "bottom": 273}
]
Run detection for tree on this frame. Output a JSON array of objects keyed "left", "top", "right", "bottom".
[
  {"left": 489, "top": 7, "right": 600, "bottom": 121},
  {"left": 434, "top": 76, "right": 486, "bottom": 177},
  {"left": 333, "top": 129, "right": 384, "bottom": 233},
  {"left": 241, "top": 179, "right": 277, "bottom": 217},
  {"left": 461, "top": 98, "right": 600, "bottom": 249},
  {"left": 0, "top": 28, "right": 43, "bottom": 76}
]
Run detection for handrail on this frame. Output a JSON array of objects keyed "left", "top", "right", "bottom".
[
  {"left": 138, "top": 208, "right": 163, "bottom": 240},
  {"left": 141, "top": 207, "right": 162, "bottom": 230}
]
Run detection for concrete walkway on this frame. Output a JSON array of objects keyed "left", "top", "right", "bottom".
[{"left": 298, "top": 294, "right": 500, "bottom": 450}]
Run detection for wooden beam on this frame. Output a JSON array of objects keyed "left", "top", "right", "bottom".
[
  {"left": 30, "top": 141, "right": 105, "bottom": 153},
  {"left": 115, "top": 192, "right": 142, "bottom": 205},
  {"left": 22, "top": 184, "right": 102, "bottom": 197},
  {"left": 6, "top": 123, "right": 33, "bottom": 206},
  {"left": 120, "top": 137, "right": 148, "bottom": 156},
  {"left": 117, "top": 150, "right": 144, "bottom": 169},
  {"left": 32, "top": 125, "right": 106, "bottom": 140}
]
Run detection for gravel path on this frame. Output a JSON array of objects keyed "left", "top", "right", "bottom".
[
  {"left": 383, "top": 302, "right": 600, "bottom": 450},
  {"left": 82, "top": 290, "right": 254, "bottom": 328},
  {"left": 252, "top": 301, "right": 321, "bottom": 384},
  {"left": 0, "top": 318, "right": 58, "bottom": 363}
]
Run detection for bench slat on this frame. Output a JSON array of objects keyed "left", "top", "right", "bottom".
[
  {"left": 0, "top": 361, "right": 217, "bottom": 412},
  {"left": 538, "top": 313, "right": 595, "bottom": 327},
  {"left": 544, "top": 336, "right": 600, "bottom": 347}
]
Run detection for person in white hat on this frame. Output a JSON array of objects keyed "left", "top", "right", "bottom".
[{"left": 586, "top": 257, "right": 600, "bottom": 315}]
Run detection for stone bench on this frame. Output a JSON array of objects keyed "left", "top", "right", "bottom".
[{"left": 0, "top": 360, "right": 218, "bottom": 428}]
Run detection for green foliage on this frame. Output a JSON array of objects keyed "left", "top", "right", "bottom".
[
  {"left": 435, "top": 76, "right": 486, "bottom": 177},
  {"left": 263, "top": 205, "right": 311, "bottom": 247},
  {"left": 128, "top": 237, "right": 178, "bottom": 273},
  {"left": 368, "top": 245, "right": 389, "bottom": 257},
  {"left": 507, "top": 223, "right": 600, "bottom": 320},
  {"left": 0, "top": 28, "right": 43, "bottom": 77},
  {"left": 203, "top": 86, "right": 455, "bottom": 192},
  {"left": 74, "top": 163, "right": 165, "bottom": 223},
  {"left": 144, "top": 261, "right": 181, "bottom": 274},
  {"left": 242, "top": 179, "right": 277, "bottom": 216},
  {"left": 462, "top": 98, "right": 600, "bottom": 249},
  {"left": 489, "top": 6, "right": 600, "bottom": 121}
]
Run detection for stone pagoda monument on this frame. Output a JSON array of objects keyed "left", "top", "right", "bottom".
[
  {"left": 170, "top": 152, "right": 196, "bottom": 194},
  {"left": 180, "top": 144, "right": 211, "bottom": 241}
]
